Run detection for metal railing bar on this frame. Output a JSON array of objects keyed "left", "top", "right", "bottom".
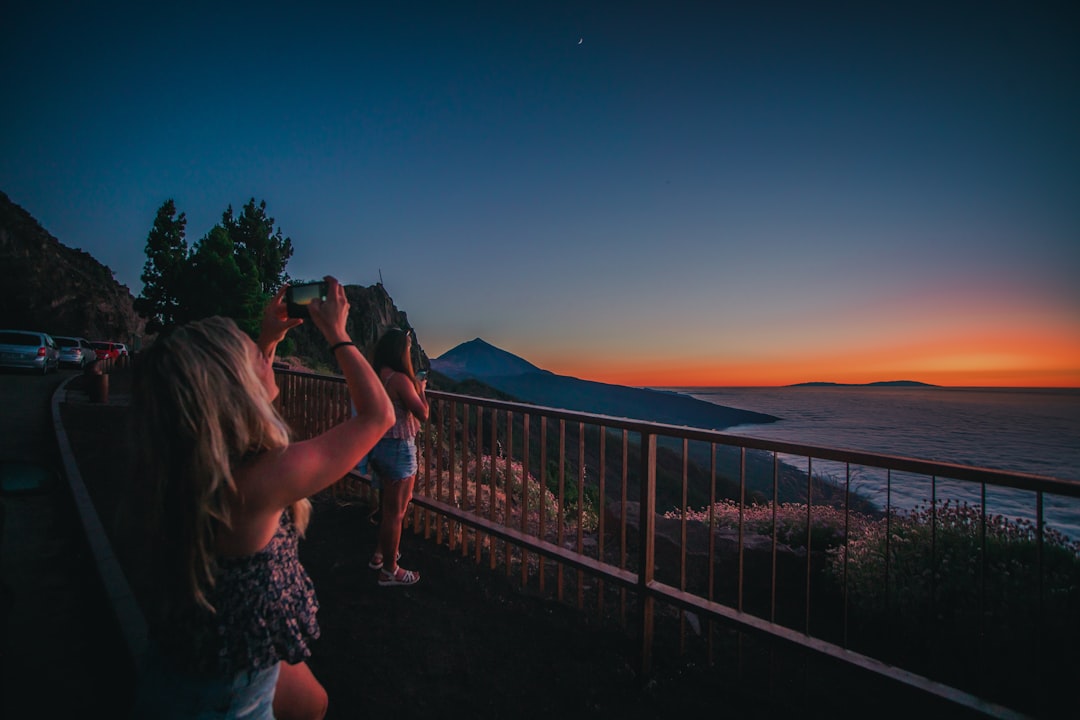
[
  {"left": 979, "top": 481, "right": 987, "bottom": 694},
  {"left": 432, "top": 399, "right": 444, "bottom": 543},
  {"left": 843, "top": 461, "right": 851, "bottom": 649},
  {"left": 521, "top": 413, "right": 531, "bottom": 587},
  {"left": 577, "top": 421, "right": 586, "bottom": 609},
  {"left": 679, "top": 438, "right": 689, "bottom": 652},
  {"left": 504, "top": 409, "right": 514, "bottom": 580},
  {"left": 620, "top": 428, "right": 629, "bottom": 627},
  {"left": 420, "top": 403, "right": 432, "bottom": 538},
  {"left": 1036, "top": 489, "right": 1045, "bottom": 706},
  {"left": 448, "top": 400, "right": 458, "bottom": 552},
  {"left": 557, "top": 419, "right": 566, "bottom": 601},
  {"left": 770, "top": 451, "right": 779, "bottom": 625},
  {"left": 538, "top": 416, "right": 547, "bottom": 591},
  {"left": 597, "top": 426, "right": 607, "bottom": 619},
  {"left": 472, "top": 405, "right": 484, "bottom": 563},
  {"left": 805, "top": 456, "right": 813, "bottom": 635},
  {"left": 707, "top": 442, "right": 717, "bottom": 664},
  {"left": 459, "top": 403, "right": 470, "bottom": 557},
  {"left": 931, "top": 474, "right": 938, "bottom": 637},
  {"left": 488, "top": 408, "right": 497, "bottom": 570},
  {"left": 637, "top": 431, "right": 657, "bottom": 675},
  {"left": 738, "top": 447, "right": 746, "bottom": 613}
]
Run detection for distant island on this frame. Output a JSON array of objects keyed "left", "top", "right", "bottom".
[{"left": 788, "top": 380, "right": 937, "bottom": 388}]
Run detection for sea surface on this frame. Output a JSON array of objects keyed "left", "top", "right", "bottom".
[{"left": 657, "top": 385, "right": 1080, "bottom": 539}]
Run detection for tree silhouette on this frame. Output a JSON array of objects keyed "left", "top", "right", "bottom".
[
  {"left": 135, "top": 197, "right": 293, "bottom": 335},
  {"left": 134, "top": 199, "right": 188, "bottom": 334}
]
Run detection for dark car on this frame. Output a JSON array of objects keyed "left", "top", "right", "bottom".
[
  {"left": 54, "top": 335, "right": 98, "bottom": 369},
  {"left": 0, "top": 330, "right": 60, "bottom": 374}
]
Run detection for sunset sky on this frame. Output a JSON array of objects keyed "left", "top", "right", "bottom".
[{"left": 2, "top": 1, "right": 1077, "bottom": 387}]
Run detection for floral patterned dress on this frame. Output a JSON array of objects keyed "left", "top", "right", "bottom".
[{"left": 156, "top": 509, "right": 320, "bottom": 678}]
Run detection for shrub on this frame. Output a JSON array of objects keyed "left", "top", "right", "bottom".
[
  {"left": 664, "top": 498, "right": 876, "bottom": 551},
  {"left": 419, "top": 452, "right": 598, "bottom": 539},
  {"left": 826, "top": 500, "right": 1080, "bottom": 623}
]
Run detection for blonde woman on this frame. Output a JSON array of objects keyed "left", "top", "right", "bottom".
[
  {"left": 129, "top": 277, "right": 393, "bottom": 719},
  {"left": 367, "top": 327, "right": 429, "bottom": 586}
]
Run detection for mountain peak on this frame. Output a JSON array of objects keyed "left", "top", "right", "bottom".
[
  {"left": 432, "top": 337, "right": 778, "bottom": 431},
  {"left": 431, "top": 338, "right": 548, "bottom": 380}
]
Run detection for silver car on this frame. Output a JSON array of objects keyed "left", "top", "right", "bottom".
[
  {"left": 0, "top": 330, "right": 60, "bottom": 374},
  {"left": 53, "top": 335, "right": 98, "bottom": 369}
]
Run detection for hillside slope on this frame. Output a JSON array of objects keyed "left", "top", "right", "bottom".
[
  {"left": 433, "top": 339, "right": 777, "bottom": 431},
  {"left": 0, "top": 190, "right": 144, "bottom": 342}
]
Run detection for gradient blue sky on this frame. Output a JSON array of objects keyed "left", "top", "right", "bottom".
[{"left": 3, "top": 1, "right": 1078, "bottom": 386}]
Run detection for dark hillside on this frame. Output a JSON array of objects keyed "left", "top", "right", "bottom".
[
  {"left": 282, "top": 282, "right": 429, "bottom": 373},
  {"left": 482, "top": 372, "right": 777, "bottom": 430},
  {"left": 0, "top": 190, "right": 144, "bottom": 343}
]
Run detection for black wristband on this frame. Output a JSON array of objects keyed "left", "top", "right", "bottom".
[{"left": 329, "top": 341, "right": 356, "bottom": 353}]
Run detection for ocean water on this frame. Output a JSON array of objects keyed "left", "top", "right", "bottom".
[{"left": 658, "top": 386, "right": 1080, "bottom": 538}]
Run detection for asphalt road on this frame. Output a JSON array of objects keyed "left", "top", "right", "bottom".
[
  {"left": 0, "top": 367, "right": 67, "bottom": 466},
  {"left": 0, "top": 368, "right": 130, "bottom": 718}
]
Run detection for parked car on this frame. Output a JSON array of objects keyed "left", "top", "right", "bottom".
[
  {"left": 53, "top": 336, "right": 98, "bottom": 369},
  {"left": 90, "top": 341, "right": 128, "bottom": 363},
  {"left": 0, "top": 330, "right": 60, "bottom": 374}
]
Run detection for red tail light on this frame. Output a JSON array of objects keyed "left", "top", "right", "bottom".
[{"left": 37, "top": 346, "right": 47, "bottom": 357}]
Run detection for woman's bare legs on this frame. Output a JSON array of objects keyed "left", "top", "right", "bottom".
[
  {"left": 378, "top": 475, "right": 416, "bottom": 576},
  {"left": 273, "top": 661, "right": 328, "bottom": 720}
]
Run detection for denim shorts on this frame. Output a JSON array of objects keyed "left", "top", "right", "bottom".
[
  {"left": 131, "top": 647, "right": 280, "bottom": 719},
  {"left": 368, "top": 436, "right": 418, "bottom": 488}
]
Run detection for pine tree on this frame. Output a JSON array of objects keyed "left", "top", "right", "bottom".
[
  {"left": 134, "top": 199, "right": 188, "bottom": 334},
  {"left": 222, "top": 198, "right": 294, "bottom": 297},
  {"left": 136, "top": 197, "right": 294, "bottom": 336}
]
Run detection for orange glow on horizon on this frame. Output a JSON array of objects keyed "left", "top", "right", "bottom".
[{"left": 541, "top": 333, "right": 1080, "bottom": 388}]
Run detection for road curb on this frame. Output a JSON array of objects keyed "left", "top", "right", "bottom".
[{"left": 50, "top": 374, "right": 147, "bottom": 666}]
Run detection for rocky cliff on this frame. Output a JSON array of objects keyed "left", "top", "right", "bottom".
[
  {"left": 282, "top": 282, "right": 429, "bottom": 372},
  {"left": 0, "top": 190, "right": 145, "bottom": 344}
]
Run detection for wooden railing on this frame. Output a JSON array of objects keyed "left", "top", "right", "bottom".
[{"left": 275, "top": 369, "right": 1080, "bottom": 718}]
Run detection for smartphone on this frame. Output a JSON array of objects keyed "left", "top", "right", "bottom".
[
  {"left": 285, "top": 281, "right": 328, "bottom": 319},
  {"left": 416, "top": 370, "right": 428, "bottom": 381}
]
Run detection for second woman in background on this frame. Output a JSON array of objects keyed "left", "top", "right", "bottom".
[{"left": 366, "top": 327, "right": 429, "bottom": 586}]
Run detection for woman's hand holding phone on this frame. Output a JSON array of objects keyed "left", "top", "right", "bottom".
[{"left": 306, "top": 276, "right": 350, "bottom": 344}]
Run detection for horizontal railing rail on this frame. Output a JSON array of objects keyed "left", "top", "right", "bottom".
[{"left": 275, "top": 368, "right": 1079, "bottom": 718}]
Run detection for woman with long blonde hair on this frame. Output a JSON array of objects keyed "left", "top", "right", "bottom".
[{"left": 129, "top": 277, "right": 393, "bottom": 719}]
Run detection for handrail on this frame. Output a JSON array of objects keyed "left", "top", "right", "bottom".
[{"left": 274, "top": 368, "right": 1076, "bottom": 718}]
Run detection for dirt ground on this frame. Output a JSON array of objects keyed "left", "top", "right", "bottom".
[{"left": 299, "top": 492, "right": 751, "bottom": 720}]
